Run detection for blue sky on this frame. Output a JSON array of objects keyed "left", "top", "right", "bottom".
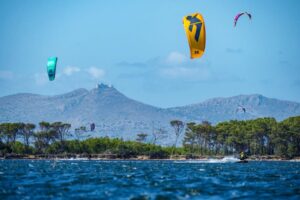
[{"left": 0, "top": 0, "right": 299, "bottom": 108}]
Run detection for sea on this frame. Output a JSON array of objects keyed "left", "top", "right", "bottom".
[{"left": 0, "top": 159, "right": 300, "bottom": 199}]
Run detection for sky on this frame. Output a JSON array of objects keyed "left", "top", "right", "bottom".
[{"left": 0, "top": 0, "right": 300, "bottom": 108}]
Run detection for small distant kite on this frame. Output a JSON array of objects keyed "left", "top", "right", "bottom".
[
  {"left": 183, "top": 13, "right": 206, "bottom": 59},
  {"left": 47, "top": 57, "right": 57, "bottom": 81},
  {"left": 234, "top": 12, "right": 251, "bottom": 27},
  {"left": 236, "top": 105, "right": 247, "bottom": 113},
  {"left": 90, "top": 123, "right": 95, "bottom": 132}
]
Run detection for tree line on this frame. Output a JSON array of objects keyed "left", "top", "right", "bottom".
[
  {"left": 0, "top": 116, "right": 299, "bottom": 158},
  {"left": 0, "top": 121, "right": 175, "bottom": 158},
  {"left": 183, "top": 116, "right": 300, "bottom": 158},
  {"left": 0, "top": 122, "right": 71, "bottom": 155}
]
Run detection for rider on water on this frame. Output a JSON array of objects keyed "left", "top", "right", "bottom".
[{"left": 240, "top": 151, "right": 246, "bottom": 160}]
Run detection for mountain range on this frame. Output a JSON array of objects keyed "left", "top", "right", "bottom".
[{"left": 0, "top": 83, "right": 299, "bottom": 142}]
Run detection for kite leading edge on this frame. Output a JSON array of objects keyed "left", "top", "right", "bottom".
[{"left": 234, "top": 12, "right": 251, "bottom": 27}]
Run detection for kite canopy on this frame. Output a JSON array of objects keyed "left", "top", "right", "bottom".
[
  {"left": 183, "top": 13, "right": 206, "bottom": 59},
  {"left": 47, "top": 57, "right": 57, "bottom": 81},
  {"left": 234, "top": 12, "right": 251, "bottom": 27},
  {"left": 236, "top": 105, "right": 246, "bottom": 113},
  {"left": 90, "top": 123, "right": 95, "bottom": 132}
]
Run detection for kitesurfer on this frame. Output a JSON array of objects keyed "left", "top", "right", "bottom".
[{"left": 240, "top": 151, "right": 246, "bottom": 161}]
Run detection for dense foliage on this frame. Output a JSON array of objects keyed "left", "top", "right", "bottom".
[
  {"left": 0, "top": 116, "right": 299, "bottom": 158},
  {"left": 183, "top": 117, "right": 300, "bottom": 158}
]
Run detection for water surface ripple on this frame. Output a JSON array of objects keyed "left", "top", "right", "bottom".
[{"left": 0, "top": 160, "right": 299, "bottom": 199}]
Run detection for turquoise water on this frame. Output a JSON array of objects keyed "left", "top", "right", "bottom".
[{"left": 0, "top": 160, "right": 300, "bottom": 199}]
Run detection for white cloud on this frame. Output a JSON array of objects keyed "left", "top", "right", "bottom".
[
  {"left": 34, "top": 73, "right": 48, "bottom": 86},
  {"left": 161, "top": 66, "right": 210, "bottom": 80},
  {"left": 86, "top": 67, "right": 105, "bottom": 79},
  {"left": 0, "top": 70, "right": 14, "bottom": 80},
  {"left": 116, "top": 51, "right": 212, "bottom": 81},
  {"left": 160, "top": 51, "right": 211, "bottom": 80},
  {"left": 63, "top": 66, "right": 80, "bottom": 76},
  {"left": 165, "top": 52, "right": 188, "bottom": 65}
]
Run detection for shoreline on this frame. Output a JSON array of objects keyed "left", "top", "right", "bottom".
[{"left": 1, "top": 154, "right": 299, "bottom": 161}]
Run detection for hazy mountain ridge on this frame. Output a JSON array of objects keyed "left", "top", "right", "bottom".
[
  {"left": 0, "top": 84, "right": 300, "bottom": 141},
  {"left": 167, "top": 94, "right": 300, "bottom": 123}
]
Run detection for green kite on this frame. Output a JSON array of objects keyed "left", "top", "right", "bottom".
[{"left": 47, "top": 57, "right": 57, "bottom": 81}]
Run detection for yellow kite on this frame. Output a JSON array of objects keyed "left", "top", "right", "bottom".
[{"left": 183, "top": 13, "right": 206, "bottom": 59}]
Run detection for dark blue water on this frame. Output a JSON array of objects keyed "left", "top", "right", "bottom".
[{"left": 0, "top": 160, "right": 300, "bottom": 199}]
